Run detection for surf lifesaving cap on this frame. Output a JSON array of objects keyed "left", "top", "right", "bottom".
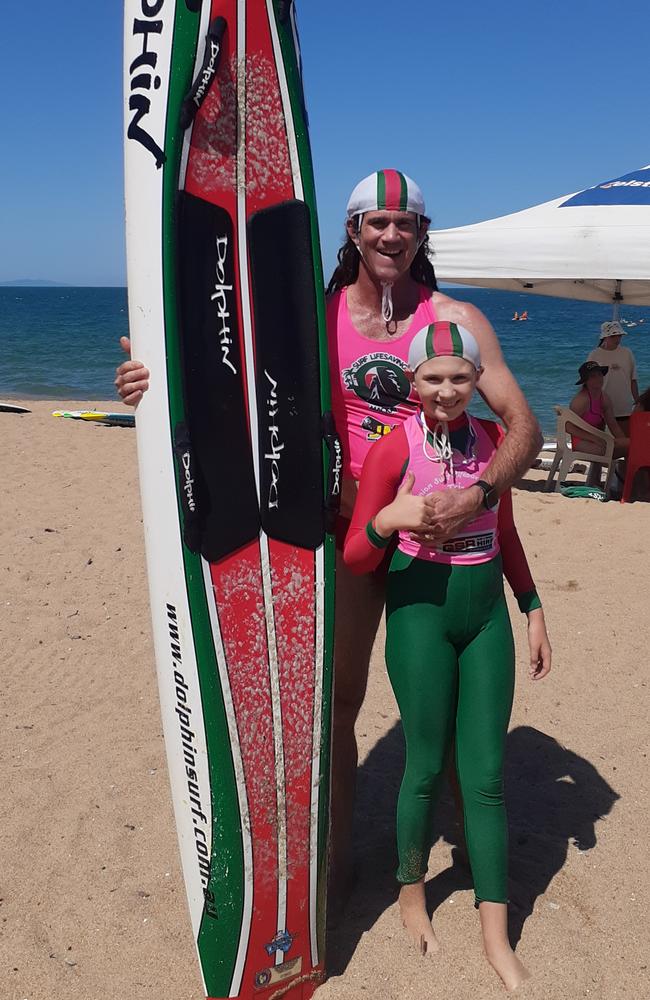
[
  {"left": 346, "top": 169, "right": 427, "bottom": 219},
  {"left": 408, "top": 322, "right": 482, "bottom": 373}
]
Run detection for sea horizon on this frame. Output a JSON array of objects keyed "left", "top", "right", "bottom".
[{"left": 2, "top": 286, "right": 648, "bottom": 436}]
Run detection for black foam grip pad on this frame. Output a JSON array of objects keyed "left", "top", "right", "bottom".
[
  {"left": 176, "top": 192, "right": 260, "bottom": 561},
  {"left": 248, "top": 200, "right": 325, "bottom": 549}
]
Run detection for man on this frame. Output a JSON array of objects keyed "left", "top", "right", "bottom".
[
  {"left": 588, "top": 321, "right": 639, "bottom": 430},
  {"left": 116, "top": 171, "right": 542, "bottom": 912}
]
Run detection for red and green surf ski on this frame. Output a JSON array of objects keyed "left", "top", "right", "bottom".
[{"left": 124, "top": 3, "right": 339, "bottom": 998}]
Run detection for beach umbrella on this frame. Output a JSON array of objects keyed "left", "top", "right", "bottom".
[{"left": 430, "top": 166, "right": 650, "bottom": 315}]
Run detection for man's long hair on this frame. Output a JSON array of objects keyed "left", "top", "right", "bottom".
[{"left": 326, "top": 226, "right": 438, "bottom": 296}]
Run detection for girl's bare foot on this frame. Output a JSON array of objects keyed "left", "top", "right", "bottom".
[
  {"left": 484, "top": 942, "right": 530, "bottom": 992},
  {"left": 398, "top": 881, "right": 440, "bottom": 955},
  {"left": 478, "top": 901, "right": 530, "bottom": 991}
]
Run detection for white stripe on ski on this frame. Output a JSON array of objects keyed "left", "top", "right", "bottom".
[
  {"left": 310, "top": 543, "right": 326, "bottom": 966},
  {"left": 237, "top": 0, "right": 288, "bottom": 967},
  {"left": 124, "top": 3, "right": 211, "bottom": 993},
  {"left": 265, "top": 0, "right": 303, "bottom": 199},
  {"left": 178, "top": 0, "right": 212, "bottom": 189},
  {"left": 268, "top": 1, "right": 326, "bottom": 966},
  {"left": 289, "top": 2, "right": 303, "bottom": 83}
]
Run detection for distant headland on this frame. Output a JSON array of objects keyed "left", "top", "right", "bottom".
[{"left": 0, "top": 279, "right": 72, "bottom": 287}]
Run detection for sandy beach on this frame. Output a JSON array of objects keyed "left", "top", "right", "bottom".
[{"left": 2, "top": 400, "right": 648, "bottom": 1000}]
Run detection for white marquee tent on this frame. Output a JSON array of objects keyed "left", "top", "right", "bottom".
[{"left": 430, "top": 166, "right": 650, "bottom": 312}]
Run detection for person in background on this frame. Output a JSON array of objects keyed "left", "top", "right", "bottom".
[
  {"left": 568, "top": 361, "right": 628, "bottom": 472},
  {"left": 588, "top": 321, "right": 639, "bottom": 432}
]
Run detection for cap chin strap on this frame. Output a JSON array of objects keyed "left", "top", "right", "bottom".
[
  {"left": 353, "top": 212, "right": 426, "bottom": 324},
  {"left": 353, "top": 222, "right": 395, "bottom": 322},
  {"left": 421, "top": 411, "right": 453, "bottom": 465},
  {"left": 420, "top": 412, "right": 478, "bottom": 485},
  {"left": 381, "top": 283, "right": 394, "bottom": 322}
]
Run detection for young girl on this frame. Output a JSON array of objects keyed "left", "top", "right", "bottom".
[{"left": 343, "top": 321, "right": 552, "bottom": 992}]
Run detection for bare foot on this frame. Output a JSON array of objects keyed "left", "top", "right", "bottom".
[
  {"left": 398, "top": 882, "right": 440, "bottom": 956},
  {"left": 484, "top": 944, "right": 530, "bottom": 992}
]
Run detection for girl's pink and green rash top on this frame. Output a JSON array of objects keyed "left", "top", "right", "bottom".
[
  {"left": 327, "top": 286, "right": 437, "bottom": 478},
  {"left": 343, "top": 413, "right": 540, "bottom": 612}
]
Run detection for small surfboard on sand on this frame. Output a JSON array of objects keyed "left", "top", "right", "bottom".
[
  {"left": 124, "top": 4, "right": 338, "bottom": 999},
  {"left": 0, "top": 402, "right": 31, "bottom": 413},
  {"left": 52, "top": 410, "right": 135, "bottom": 427}
]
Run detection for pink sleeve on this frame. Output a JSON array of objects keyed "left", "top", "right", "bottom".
[{"left": 343, "top": 427, "right": 409, "bottom": 574}]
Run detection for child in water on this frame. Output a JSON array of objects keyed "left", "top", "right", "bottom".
[{"left": 344, "top": 320, "right": 551, "bottom": 992}]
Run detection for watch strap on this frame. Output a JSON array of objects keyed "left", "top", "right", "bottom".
[{"left": 475, "top": 479, "right": 498, "bottom": 510}]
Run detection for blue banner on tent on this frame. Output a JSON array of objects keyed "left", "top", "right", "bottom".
[{"left": 560, "top": 167, "right": 650, "bottom": 208}]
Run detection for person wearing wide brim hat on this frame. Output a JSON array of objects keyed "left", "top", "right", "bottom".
[
  {"left": 587, "top": 321, "right": 639, "bottom": 427},
  {"left": 114, "top": 170, "right": 543, "bottom": 974},
  {"left": 575, "top": 360, "right": 609, "bottom": 385},
  {"left": 568, "top": 360, "right": 628, "bottom": 475}
]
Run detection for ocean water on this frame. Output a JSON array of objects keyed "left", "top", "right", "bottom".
[
  {"left": 1, "top": 286, "right": 649, "bottom": 436},
  {"left": 1, "top": 287, "right": 129, "bottom": 399}
]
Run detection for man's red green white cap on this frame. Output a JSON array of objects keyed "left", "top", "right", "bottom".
[
  {"left": 408, "top": 322, "right": 481, "bottom": 372},
  {"left": 346, "top": 170, "right": 427, "bottom": 219}
]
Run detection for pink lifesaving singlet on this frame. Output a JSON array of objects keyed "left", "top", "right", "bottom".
[
  {"left": 399, "top": 412, "right": 500, "bottom": 565},
  {"left": 327, "top": 286, "right": 437, "bottom": 478}
]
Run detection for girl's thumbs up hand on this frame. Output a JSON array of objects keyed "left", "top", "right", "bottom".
[
  {"left": 396, "top": 472, "right": 415, "bottom": 495},
  {"left": 373, "top": 474, "right": 437, "bottom": 538}
]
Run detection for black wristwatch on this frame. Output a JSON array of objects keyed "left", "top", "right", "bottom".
[{"left": 474, "top": 479, "right": 500, "bottom": 511}]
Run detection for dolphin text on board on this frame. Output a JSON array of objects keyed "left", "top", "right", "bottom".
[
  {"left": 211, "top": 236, "right": 237, "bottom": 376},
  {"left": 263, "top": 370, "right": 285, "bottom": 511},
  {"left": 127, "top": 0, "right": 167, "bottom": 168}
]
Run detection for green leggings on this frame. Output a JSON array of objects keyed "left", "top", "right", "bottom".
[{"left": 385, "top": 551, "right": 515, "bottom": 903}]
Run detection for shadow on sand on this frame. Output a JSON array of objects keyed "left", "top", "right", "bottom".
[
  {"left": 514, "top": 475, "right": 555, "bottom": 494},
  {"left": 327, "top": 724, "right": 619, "bottom": 974}
]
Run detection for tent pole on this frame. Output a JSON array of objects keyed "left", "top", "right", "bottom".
[{"left": 612, "top": 280, "right": 622, "bottom": 320}]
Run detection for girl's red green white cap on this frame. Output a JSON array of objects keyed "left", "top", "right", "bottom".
[
  {"left": 346, "top": 169, "right": 427, "bottom": 219},
  {"left": 408, "top": 321, "right": 482, "bottom": 373}
]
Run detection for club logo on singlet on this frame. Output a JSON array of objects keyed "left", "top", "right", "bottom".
[
  {"left": 342, "top": 352, "right": 412, "bottom": 414},
  {"left": 361, "top": 415, "right": 397, "bottom": 440}
]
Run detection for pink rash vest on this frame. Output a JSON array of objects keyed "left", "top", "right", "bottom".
[
  {"left": 327, "top": 286, "right": 437, "bottom": 478},
  {"left": 343, "top": 413, "right": 540, "bottom": 610},
  {"left": 396, "top": 412, "right": 500, "bottom": 564}
]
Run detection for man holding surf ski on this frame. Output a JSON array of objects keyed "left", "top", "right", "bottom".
[{"left": 116, "top": 169, "right": 541, "bottom": 962}]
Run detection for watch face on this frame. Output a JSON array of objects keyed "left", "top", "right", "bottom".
[
  {"left": 477, "top": 480, "right": 498, "bottom": 509},
  {"left": 486, "top": 487, "right": 499, "bottom": 510}
]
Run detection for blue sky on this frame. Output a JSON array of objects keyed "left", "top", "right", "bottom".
[{"left": 0, "top": 1, "right": 648, "bottom": 285}]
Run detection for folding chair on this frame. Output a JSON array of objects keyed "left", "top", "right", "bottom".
[{"left": 545, "top": 406, "right": 616, "bottom": 495}]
